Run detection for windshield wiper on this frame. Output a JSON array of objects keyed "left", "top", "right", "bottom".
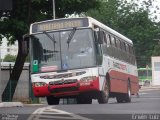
[
  {"left": 43, "top": 31, "right": 58, "bottom": 52},
  {"left": 66, "top": 27, "right": 77, "bottom": 48}
]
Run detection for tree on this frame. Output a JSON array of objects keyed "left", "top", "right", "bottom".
[
  {"left": 0, "top": 0, "right": 100, "bottom": 101},
  {"left": 3, "top": 54, "right": 17, "bottom": 62},
  {"left": 86, "top": 0, "right": 160, "bottom": 67}
]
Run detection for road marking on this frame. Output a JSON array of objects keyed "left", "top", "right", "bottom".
[
  {"left": 139, "top": 93, "right": 148, "bottom": 95},
  {"left": 27, "top": 106, "right": 92, "bottom": 120}
]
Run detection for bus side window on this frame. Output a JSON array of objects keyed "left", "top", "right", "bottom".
[
  {"left": 116, "top": 39, "right": 121, "bottom": 49},
  {"left": 106, "top": 34, "right": 111, "bottom": 47},
  {"left": 111, "top": 36, "right": 116, "bottom": 47},
  {"left": 114, "top": 38, "right": 117, "bottom": 48},
  {"left": 119, "top": 39, "right": 123, "bottom": 50},
  {"left": 126, "top": 43, "right": 130, "bottom": 53},
  {"left": 122, "top": 42, "right": 126, "bottom": 52},
  {"left": 102, "top": 32, "right": 107, "bottom": 55},
  {"left": 104, "top": 32, "right": 107, "bottom": 44},
  {"left": 115, "top": 39, "right": 121, "bottom": 60}
]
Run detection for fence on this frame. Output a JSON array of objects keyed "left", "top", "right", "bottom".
[
  {"left": 0, "top": 62, "right": 77, "bottom": 104},
  {"left": 0, "top": 62, "right": 34, "bottom": 103}
]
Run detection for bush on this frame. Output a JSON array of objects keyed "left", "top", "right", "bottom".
[{"left": 3, "top": 54, "right": 17, "bottom": 62}]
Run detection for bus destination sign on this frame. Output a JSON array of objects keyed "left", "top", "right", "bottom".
[{"left": 32, "top": 18, "right": 89, "bottom": 33}]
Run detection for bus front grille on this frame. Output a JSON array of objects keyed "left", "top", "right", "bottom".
[{"left": 49, "top": 79, "right": 78, "bottom": 85}]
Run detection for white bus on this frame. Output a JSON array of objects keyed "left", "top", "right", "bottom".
[{"left": 27, "top": 17, "right": 139, "bottom": 105}]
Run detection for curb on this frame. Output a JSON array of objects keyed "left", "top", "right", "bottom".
[
  {"left": 139, "top": 86, "right": 160, "bottom": 92},
  {"left": 0, "top": 102, "right": 24, "bottom": 108},
  {"left": 24, "top": 104, "right": 46, "bottom": 106},
  {"left": 141, "top": 86, "right": 160, "bottom": 89}
]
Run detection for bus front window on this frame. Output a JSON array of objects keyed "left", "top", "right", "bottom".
[{"left": 31, "top": 28, "right": 96, "bottom": 72}]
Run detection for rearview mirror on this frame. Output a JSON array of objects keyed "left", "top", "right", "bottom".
[
  {"left": 22, "top": 34, "right": 30, "bottom": 55},
  {"left": 98, "top": 31, "right": 104, "bottom": 44}
]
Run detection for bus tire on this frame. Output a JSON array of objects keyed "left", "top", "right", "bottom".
[
  {"left": 116, "top": 94, "right": 124, "bottom": 103},
  {"left": 98, "top": 78, "right": 109, "bottom": 104},
  {"left": 46, "top": 96, "right": 60, "bottom": 105},
  {"left": 124, "top": 83, "right": 131, "bottom": 103}
]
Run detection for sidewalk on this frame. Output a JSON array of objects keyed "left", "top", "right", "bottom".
[
  {"left": 0, "top": 102, "right": 23, "bottom": 108},
  {"left": 140, "top": 85, "right": 160, "bottom": 91}
]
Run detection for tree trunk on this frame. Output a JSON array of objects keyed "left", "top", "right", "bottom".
[{"left": 2, "top": 38, "right": 28, "bottom": 101}]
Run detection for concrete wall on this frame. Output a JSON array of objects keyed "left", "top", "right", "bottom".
[
  {"left": 13, "top": 70, "right": 30, "bottom": 102},
  {"left": 152, "top": 56, "right": 160, "bottom": 85},
  {"left": 1, "top": 64, "right": 30, "bottom": 102}
]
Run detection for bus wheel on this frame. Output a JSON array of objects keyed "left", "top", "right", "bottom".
[
  {"left": 116, "top": 94, "right": 124, "bottom": 103},
  {"left": 46, "top": 96, "right": 60, "bottom": 105},
  {"left": 98, "top": 80, "right": 109, "bottom": 104},
  {"left": 124, "top": 84, "right": 131, "bottom": 103}
]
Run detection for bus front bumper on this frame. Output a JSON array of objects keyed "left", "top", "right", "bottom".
[{"left": 32, "top": 78, "right": 99, "bottom": 97}]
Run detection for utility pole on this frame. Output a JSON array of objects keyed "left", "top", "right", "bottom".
[{"left": 53, "top": 0, "right": 55, "bottom": 19}]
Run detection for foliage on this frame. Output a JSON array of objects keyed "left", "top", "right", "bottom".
[
  {"left": 3, "top": 54, "right": 17, "bottom": 62},
  {"left": 0, "top": 0, "right": 100, "bottom": 101},
  {"left": 86, "top": 0, "right": 160, "bottom": 67},
  {"left": 0, "top": 0, "right": 100, "bottom": 43}
]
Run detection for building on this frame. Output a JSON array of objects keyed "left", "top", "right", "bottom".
[
  {"left": 152, "top": 56, "right": 160, "bottom": 85},
  {"left": 0, "top": 38, "right": 18, "bottom": 60}
]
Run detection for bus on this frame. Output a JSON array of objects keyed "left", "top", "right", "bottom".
[
  {"left": 26, "top": 17, "right": 139, "bottom": 105},
  {"left": 138, "top": 67, "right": 152, "bottom": 86}
]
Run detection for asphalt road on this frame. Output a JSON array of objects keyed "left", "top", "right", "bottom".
[{"left": 0, "top": 87, "right": 160, "bottom": 120}]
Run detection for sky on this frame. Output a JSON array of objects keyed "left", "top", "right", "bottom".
[
  {"left": 150, "top": 0, "right": 160, "bottom": 22},
  {"left": 127, "top": 0, "right": 160, "bottom": 22}
]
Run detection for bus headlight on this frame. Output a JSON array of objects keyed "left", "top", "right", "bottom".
[
  {"left": 80, "top": 76, "right": 97, "bottom": 83},
  {"left": 32, "top": 82, "right": 46, "bottom": 87}
]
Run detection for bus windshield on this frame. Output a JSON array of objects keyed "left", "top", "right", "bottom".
[{"left": 31, "top": 28, "right": 96, "bottom": 73}]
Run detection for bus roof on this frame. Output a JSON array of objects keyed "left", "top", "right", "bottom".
[
  {"left": 30, "top": 17, "right": 133, "bottom": 44},
  {"left": 87, "top": 17, "right": 133, "bottom": 44}
]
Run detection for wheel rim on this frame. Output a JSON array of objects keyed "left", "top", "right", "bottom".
[{"left": 128, "top": 87, "right": 131, "bottom": 97}]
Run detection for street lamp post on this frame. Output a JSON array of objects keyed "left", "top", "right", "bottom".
[{"left": 53, "top": 0, "right": 55, "bottom": 19}]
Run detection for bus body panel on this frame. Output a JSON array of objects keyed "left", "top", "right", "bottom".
[
  {"left": 29, "top": 17, "right": 139, "bottom": 103},
  {"left": 31, "top": 68, "right": 100, "bottom": 97},
  {"left": 101, "top": 55, "right": 138, "bottom": 94},
  {"left": 109, "top": 70, "right": 138, "bottom": 94}
]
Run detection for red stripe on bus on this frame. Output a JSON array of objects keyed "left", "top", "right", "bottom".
[{"left": 109, "top": 70, "right": 139, "bottom": 94}]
